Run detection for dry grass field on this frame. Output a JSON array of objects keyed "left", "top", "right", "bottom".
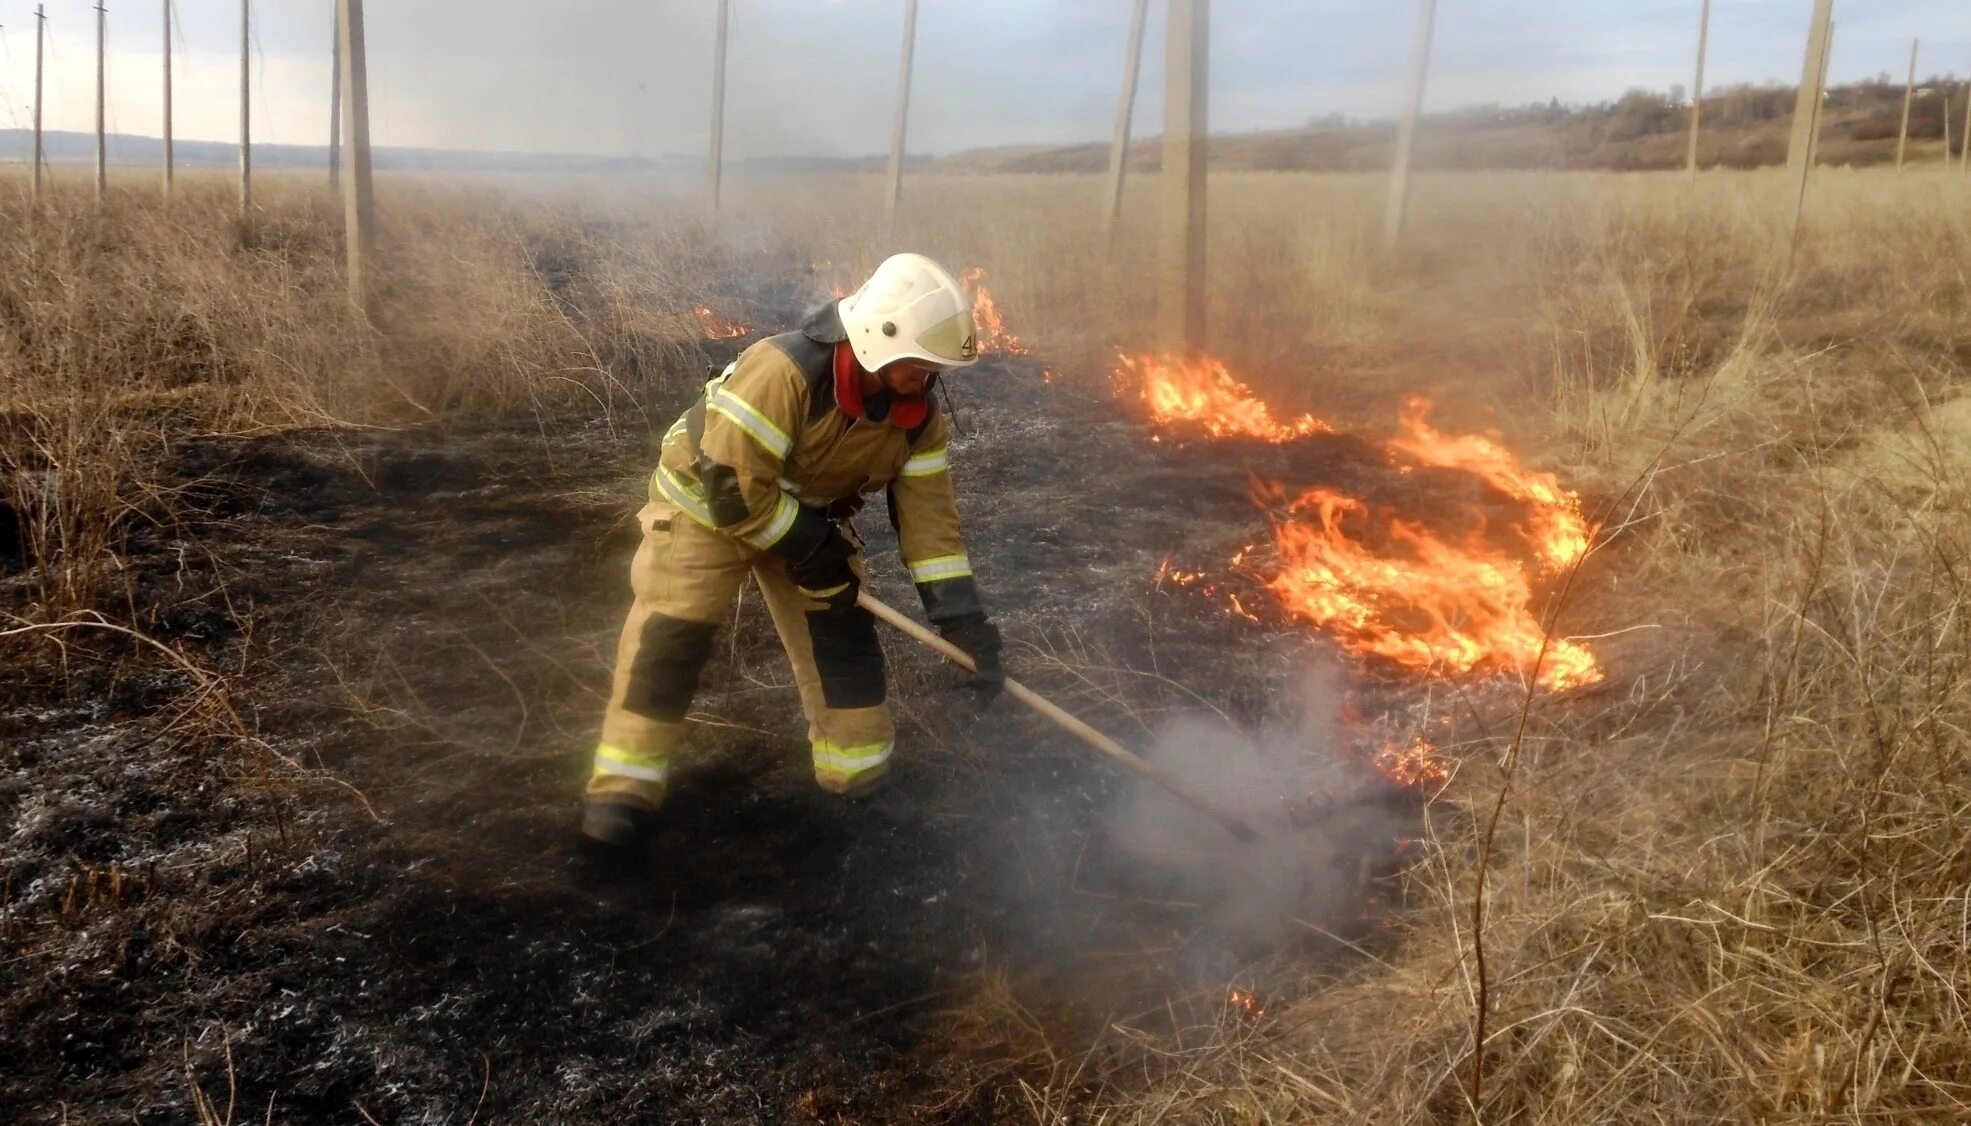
[{"left": 3, "top": 164, "right": 1969, "bottom": 1120}]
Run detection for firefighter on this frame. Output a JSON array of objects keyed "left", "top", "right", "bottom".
[{"left": 580, "top": 253, "right": 1005, "bottom": 850}]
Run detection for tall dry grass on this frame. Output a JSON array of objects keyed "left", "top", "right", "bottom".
[
  {"left": 0, "top": 171, "right": 706, "bottom": 618},
  {"left": 5, "top": 162, "right": 1970, "bottom": 1119}
]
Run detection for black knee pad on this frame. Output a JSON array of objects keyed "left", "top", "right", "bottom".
[
  {"left": 806, "top": 608, "right": 888, "bottom": 710},
  {"left": 625, "top": 613, "right": 718, "bottom": 722}
]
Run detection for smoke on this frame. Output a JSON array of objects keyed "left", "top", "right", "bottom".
[{"left": 1105, "top": 663, "right": 1410, "bottom": 955}]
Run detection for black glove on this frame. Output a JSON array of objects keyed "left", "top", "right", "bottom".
[
  {"left": 937, "top": 614, "right": 1004, "bottom": 709},
  {"left": 789, "top": 523, "right": 860, "bottom": 611}
]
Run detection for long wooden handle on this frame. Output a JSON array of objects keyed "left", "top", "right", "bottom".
[{"left": 857, "top": 591, "right": 1262, "bottom": 843}]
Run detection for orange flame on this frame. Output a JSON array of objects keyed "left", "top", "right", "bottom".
[
  {"left": 959, "top": 268, "right": 1030, "bottom": 356},
  {"left": 1117, "top": 353, "right": 1601, "bottom": 693},
  {"left": 694, "top": 304, "right": 751, "bottom": 341},
  {"left": 1388, "top": 397, "right": 1589, "bottom": 571},
  {"left": 1261, "top": 486, "right": 1601, "bottom": 690},
  {"left": 1374, "top": 738, "right": 1451, "bottom": 790},
  {"left": 1227, "top": 988, "right": 1267, "bottom": 1020},
  {"left": 1113, "top": 353, "right": 1331, "bottom": 443}
]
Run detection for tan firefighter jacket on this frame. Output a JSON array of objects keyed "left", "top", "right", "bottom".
[{"left": 649, "top": 302, "right": 984, "bottom": 623}]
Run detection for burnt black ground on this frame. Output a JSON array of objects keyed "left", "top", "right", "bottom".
[{"left": 0, "top": 336, "right": 1556, "bottom": 1121}]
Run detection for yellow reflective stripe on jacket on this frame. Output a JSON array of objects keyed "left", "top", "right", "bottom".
[
  {"left": 751, "top": 489, "right": 799, "bottom": 549},
  {"left": 707, "top": 386, "right": 793, "bottom": 459},
  {"left": 908, "top": 553, "right": 973, "bottom": 584},
  {"left": 654, "top": 465, "right": 717, "bottom": 528},
  {"left": 812, "top": 737, "right": 894, "bottom": 775},
  {"left": 593, "top": 743, "right": 670, "bottom": 783},
  {"left": 900, "top": 447, "right": 950, "bottom": 478},
  {"left": 654, "top": 464, "right": 799, "bottom": 551}
]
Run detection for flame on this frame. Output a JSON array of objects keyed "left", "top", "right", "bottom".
[
  {"left": 1261, "top": 485, "right": 1601, "bottom": 690},
  {"left": 693, "top": 305, "right": 751, "bottom": 341},
  {"left": 959, "top": 267, "right": 1030, "bottom": 356},
  {"left": 1227, "top": 988, "right": 1267, "bottom": 1020},
  {"left": 1118, "top": 353, "right": 1601, "bottom": 693},
  {"left": 1374, "top": 738, "right": 1451, "bottom": 790},
  {"left": 1388, "top": 397, "right": 1589, "bottom": 571},
  {"left": 1113, "top": 353, "right": 1330, "bottom": 443}
]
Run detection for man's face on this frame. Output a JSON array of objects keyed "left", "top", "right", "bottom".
[{"left": 877, "top": 359, "right": 942, "bottom": 397}]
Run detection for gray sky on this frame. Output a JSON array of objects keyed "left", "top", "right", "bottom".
[{"left": 1, "top": 1, "right": 1967, "bottom": 158}]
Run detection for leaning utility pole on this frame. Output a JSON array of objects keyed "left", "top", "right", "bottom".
[
  {"left": 337, "top": 0, "right": 377, "bottom": 307},
  {"left": 1383, "top": 0, "right": 1437, "bottom": 252},
  {"left": 1949, "top": 82, "right": 1963, "bottom": 171},
  {"left": 95, "top": 2, "right": 107, "bottom": 202},
  {"left": 1961, "top": 86, "right": 1970, "bottom": 174},
  {"left": 32, "top": 4, "right": 45, "bottom": 202},
  {"left": 1159, "top": 0, "right": 1208, "bottom": 357},
  {"left": 329, "top": 6, "right": 342, "bottom": 189},
  {"left": 1686, "top": 0, "right": 1710, "bottom": 179},
  {"left": 1786, "top": 0, "right": 1834, "bottom": 181},
  {"left": 1806, "top": 20, "right": 1832, "bottom": 171},
  {"left": 708, "top": 0, "right": 729, "bottom": 217},
  {"left": 1785, "top": 0, "right": 1833, "bottom": 272},
  {"left": 1101, "top": 0, "right": 1149, "bottom": 236},
  {"left": 884, "top": 0, "right": 919, "bottom": 230},
  {"left": 162, "top": 0, "right": 173, "bottom": 200},
  {"left": 1896, "top": 39, "right": 1917, "bottom": 172},
  {"left": 239, "top": 0, "right": 251, "bottom": 222}
]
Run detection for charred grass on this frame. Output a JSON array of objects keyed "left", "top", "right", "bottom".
[{"left": 3, "top": 167, "right": 1971, "bottom": 1120}]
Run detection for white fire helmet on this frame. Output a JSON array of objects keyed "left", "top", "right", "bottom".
[{"left": 837, "top": 253, "right": 980, "bottom": 373}]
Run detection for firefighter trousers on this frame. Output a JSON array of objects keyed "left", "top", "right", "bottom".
[{"left": 587, "top": 501, "right": 894, "bottom": 809}]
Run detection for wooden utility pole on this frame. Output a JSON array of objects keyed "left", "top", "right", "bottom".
[
  {"left": 337, "top": 0, "right": 377, "bottom": 306},
  {"left": 32, "top": 4, "right": 45, "bottom": 202},
  {"left": 1159, "top": 0, "right": 1208, "bottom": 357},
  {"left": 95, "top": 3, "right": 107, "bottom": 202},
  {"left": 239, "top": 0, "right": 251, "bottom": 222},
  {"left": 1961, "top": 86, "right": 1970, "bottom": 174},
  {"left": 1896, "top": 39, "right": 1917, "bottom": 172},
  {"left": 1785, "top": 0, "right": 1833, "bottom": 272},
  {"left": 1806, "top": 20, "right": 1832, "bottom": 171},
  {"left": 1686, "top": 0, "right": 1711, "bottom": 179},
  {"left": 1945, "top": 81, "right": 1955, "bottom": 167},
  {"left": 884, "top": 0, "right": 919, "bottom": 230},
  {"left": 1383, "top": 0, "right": 1437, "bottom": 252},
  {"left": 329, "top": 6, "right": 342, "bottom": 189},
  {"left": 1101, "top": 0, "right": 1149, "bottom": 236},
  {"left": 708, "top": 0, "right": 729, "bottom": 217},
  {"left": 1786, "top": 0, "right": 1834, "bottom": 180},
  {"left": 162, "top": 0, "right": 173, "bottom": 200}
]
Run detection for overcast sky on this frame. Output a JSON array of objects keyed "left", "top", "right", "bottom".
[{"left": 1, "top": 1, "right": 1966, "bottom": 159}]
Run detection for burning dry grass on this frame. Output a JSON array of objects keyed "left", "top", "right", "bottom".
[{"left": 5, "top": 165, "right": 1971, "bottom": 1119}]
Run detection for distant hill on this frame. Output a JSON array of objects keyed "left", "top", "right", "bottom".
[{"left": 929, "top": 79, "right": 1969, "bottom": 174}]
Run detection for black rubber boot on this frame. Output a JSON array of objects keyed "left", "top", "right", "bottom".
[{"left": 579, "top": 799, "right": 657, "bottom": 852}]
